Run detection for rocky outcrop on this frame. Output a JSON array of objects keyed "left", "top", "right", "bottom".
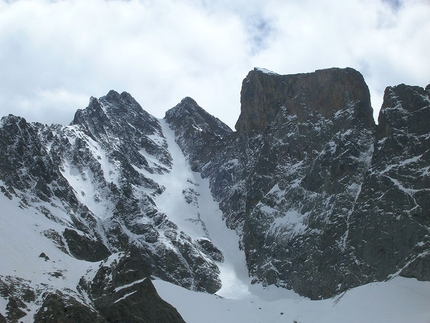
[
  {"left": 235, "top": 68, "right": 376, "bottom": 298},
  {"left": 232, "top": 71, "right": 429, "bottom": 299},
  {"left": 164, "top": 96, "right": 232, "bottom": 172},
  {"left": 34, "top": 292, "right": 107, "bottom": 323},
  {"left": 78, "top": 249, "right": 185, "bottom": 323},
  {"left": 235, "top": 67, "right": 373, "bottom": 134},
  {"left": 1, "top": 254, "right": 185, "bottom": 323}
]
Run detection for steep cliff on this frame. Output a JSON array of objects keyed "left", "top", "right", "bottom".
[{"left": 167, "top": 67, "right": 430, "bottom": 299}]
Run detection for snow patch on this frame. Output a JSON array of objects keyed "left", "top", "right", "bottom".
[
  {"left": 154, "top": 277, "right": 430, "bottom": 323},
  {"left": 114, "top": 291, "right": 137, "bottom": 304},
  {"left": 254, "top": 67, "right": 279, "bottom": 75}
]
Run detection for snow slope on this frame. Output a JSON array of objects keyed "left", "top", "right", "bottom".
[
  {"left": 154, "top": 277, "right": 430, "bottom": 323},
  {"left": 0, "top": 190, "right": 96, "bottom": 321}
]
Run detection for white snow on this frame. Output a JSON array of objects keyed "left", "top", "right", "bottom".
[
  {"left": 255, "top": 67, "right": 279, "bottom": 75},
  {"left": 145, "top": 119, "right": 209, "bottom": 239},
  {"left": 114, "top": 277, "right": 147, "bottom": 292},
  {"left": 0, "top": 189, "right": 96, "bottom": 321},
  {"left": 61, "top": 158, "right": 115, "bottom": 219},
  {"left": 113, "top": 291, "right": 137, "bottom": 304},
  {"left": 272, "top": 210, "right": 306, "bottom": 236},
  {"left": 152, "top": 120, "right": 255, "bottom": 298},
  {"left": 0, "top": 192, "right": 92, "bottom": 288},
  {"left": 154, "top": 277, "right": 430, "bottom": 323}
]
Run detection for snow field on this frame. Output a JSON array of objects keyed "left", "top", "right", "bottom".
[{"left": 154, "top": 277, "right": 430, "bottom": 323}]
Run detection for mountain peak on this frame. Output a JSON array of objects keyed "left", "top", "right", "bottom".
[
  {"left": 164, "top": 97, "right": 232, "bottom": 172},
  {"left": 165, "top": 97, "right": 232, "bottom": 136},
  {"left": 180, "top": 96, "right": 199, "bottom": 105},
  {"left": 235, "top": 67, "right": 374, "bottom": 134},
  {"left": 71, "top": 90, "right": 161, "bottom": 140}
]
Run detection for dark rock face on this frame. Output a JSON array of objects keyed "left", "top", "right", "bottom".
[
  {"left": 235, "top": 67, "right": 374, "bottom": 134},
  {"left": 34, "top": 292, "right": 107, "bottom": 323},
  {"left": 346, "top": 83, "right": 430, "bottom": 282},
  {"left": 79, "top": 249, "right": 185, "bottom": 323},
  {"left": 234, "top": 68, "right": 376, "bottom": 299},
  {"left": 233, "top": 72, "right": 429, "bottom": 298},
  {"left": 164, "top": 96, "right": 232, "bottom": 172},
  {"left": 166, "top": 67, "right": 430, "bottom": 299},
  {"left": 63, "top": 228, "right": 111, "bottom": 262}
]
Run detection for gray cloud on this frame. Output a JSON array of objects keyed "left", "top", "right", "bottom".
[{"left": 0, "top": 0, "right": 428, "bottom": 128}]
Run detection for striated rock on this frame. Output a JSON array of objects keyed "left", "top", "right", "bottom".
[
  {"left": 232, "top": 72, "right": 429, "bottom": 298},
  {"left": 210, "top": 67, "right": 377, "bottom": 298},
  {"left": 164, "top": 96, "right": 232, "bottom": 172}
]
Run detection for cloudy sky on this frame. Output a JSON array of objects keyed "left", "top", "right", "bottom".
[{"left": 0, "top": 0, "right": 429, "bottom": 129}]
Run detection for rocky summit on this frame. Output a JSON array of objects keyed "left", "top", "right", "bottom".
[{"left": 0, "top": 67, "right": 429, "bottom": 321}]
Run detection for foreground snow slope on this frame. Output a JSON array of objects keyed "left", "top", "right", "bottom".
[
  {"left": 0, "top": 191, "right": 96, "bottom": 321},
  {"left": 155, "top": 277, "right": 430, "bottom": 323}
]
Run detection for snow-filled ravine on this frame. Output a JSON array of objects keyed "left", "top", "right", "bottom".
[{"left": 157, "top": 119, "right": 253, "bottom": 298}]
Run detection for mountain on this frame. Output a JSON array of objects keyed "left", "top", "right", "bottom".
[
  {"left": 169, "top": 67, "right": 430, "bottom": 299},
  {"left": 0, "top": 67, "right": 429, "bottom": 321},
  {"left": 0, "top": 91, "right": 222, "bottom": 322}
]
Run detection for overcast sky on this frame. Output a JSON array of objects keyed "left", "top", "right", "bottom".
[{"left": 0, "top": 0, "right": 429, "bottom": 129}]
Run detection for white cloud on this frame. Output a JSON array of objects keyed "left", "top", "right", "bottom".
[
  {"left": 0, "top": 0, "right": 428, "bottom": 128},
  {"left": 11, "top": 88, "right": 89, "bottom": 125},
  {"left": 246, "top": 0, "right": 430, "bottom": 122}
]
